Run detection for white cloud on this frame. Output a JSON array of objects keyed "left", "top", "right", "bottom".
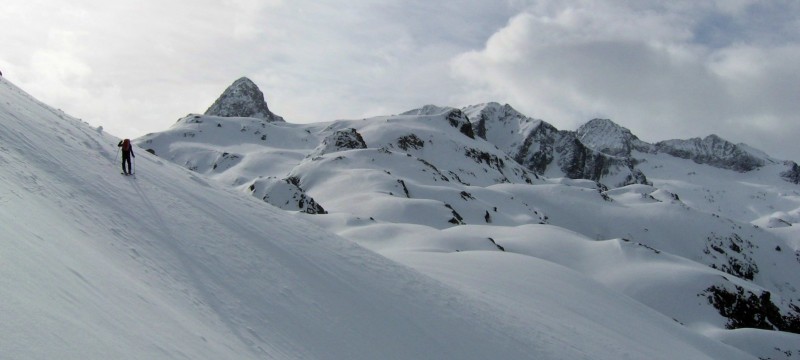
[{"left": 451, "top": 1, "right": 800, "bottom": 160}]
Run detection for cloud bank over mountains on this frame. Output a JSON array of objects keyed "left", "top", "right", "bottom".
[
  {"left": 453, "top": 1, "right": 800, "bottom": 157},
  {"left": 2, "top": 0, "right": 798, "bottom": 160}
]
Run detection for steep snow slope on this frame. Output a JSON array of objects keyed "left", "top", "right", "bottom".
[{"left": 0, "top": 77, "right": 764, "bottom": 359}]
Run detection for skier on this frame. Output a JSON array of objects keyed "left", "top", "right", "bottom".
[{"left": 118, "top": 138, "right": 135, "bottom": 175}]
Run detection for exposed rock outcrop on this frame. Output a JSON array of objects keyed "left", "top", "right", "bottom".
[
  {"left": 308, "top": 128, "right": 367, "bottom": 158},
  {"left": 781, "top": 161, "right": 800, "bottom": 184},
  {"left": 655, "top": 135, "right": 765, "bottom": 172},
  {"left": 248, "top": 177, "right": 326, "bottom": 214}
]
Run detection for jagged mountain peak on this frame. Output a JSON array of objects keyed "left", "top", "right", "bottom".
[
  {"left": 462, "top": 102, "right": 547, "bottom": 143},
  {"left": 204, "top": 77, "right": 285, "bottom": 122}
]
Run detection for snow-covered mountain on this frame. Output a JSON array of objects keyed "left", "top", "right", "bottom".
[
  {"left": 463, "top": 102, "right": 799, "bottom": 190},
  {"left": 205, "top": 77, "right": 285, "bottom": 122},
  {"left": 4, "top": 75, "right": 800, "bottom": 359},
  {"left": 654, "top": 134, "right": 769, "bottom": 172},
  {"left": 130, "top": 78, "right": 800, "bottom": 359},
  {"left": 463, "top": 103, "right": 650, "bottom": 187}
]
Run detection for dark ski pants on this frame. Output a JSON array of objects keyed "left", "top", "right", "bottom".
[{"left": 121, "top": 153, "right": 132, "bottom": 174}]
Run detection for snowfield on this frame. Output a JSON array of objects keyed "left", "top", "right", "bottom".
[{"left": 2, "top": 76, "right": 799, "bottom": 359}]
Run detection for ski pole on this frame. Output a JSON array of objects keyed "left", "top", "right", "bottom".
[
  {"left": 114, "top": 146, "right": 120, "bottom": 164},
  {"left": 133, "top": 155, "right": 136, "bottom": 175}
]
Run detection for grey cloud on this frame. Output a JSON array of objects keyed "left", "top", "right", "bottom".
[{"left": 451, "top": 1, "right": 800, "bottom": 160}]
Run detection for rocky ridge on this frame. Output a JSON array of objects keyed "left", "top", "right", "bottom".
[{"left": 465, "top": 102, "right": 796, "bottom": 187}]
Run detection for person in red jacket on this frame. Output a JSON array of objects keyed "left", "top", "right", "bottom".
[{"left": 118, "top": 139, "right": 135, "bottom": 175}]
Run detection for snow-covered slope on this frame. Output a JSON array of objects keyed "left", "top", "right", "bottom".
[
  {"left": 1, "top": 76, "right": 772, "bottom": 359},
  {"left": 6, "top": 74, "right": 800, "bottom": 359},
  {"left": 131, "top": 79, "right": 800, "bottom": 359},
  {"left": 0, "top": 78, "right": 636, "bottom": 359}
]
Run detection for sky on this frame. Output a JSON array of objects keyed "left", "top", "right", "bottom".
[{"left": 2, "top": 0, "right": 799, "bottom": 160}]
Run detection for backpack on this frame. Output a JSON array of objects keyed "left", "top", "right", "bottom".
[{"left": 121, "top": 139, "right": 131, "bottom": 151}]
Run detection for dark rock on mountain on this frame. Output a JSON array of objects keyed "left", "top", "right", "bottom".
[
  {"left": 655, "top": 135, "right": 765, "bottom": 172},
  {"left": 465, "top": 103, "right": 796, "bottom": 187},
  {"left": 205, "top": 77, "right": 285, "bottom": 122},
  {"left": 704, "top": 284, "right": 800, "bottom": 333},
  {"left": 397, "top": 134, "right": 424, "bottom": 151},
  {"left": 554, "top": 135, "right": 650, "bottom": 187},
  {"left": 248, "top": 177, "right": 326, "bottom": 214},
  {"left": 309, "top": 128, "right": 367, "bottom": 158},
  {"left": 514, "top": 121, "right": 560, "bottom": 175},
  {"left": 781, "top": 161, "right": 800, "bottom": 184},
  {"left": 466, "top": 103, "right": 649, "bottom": 187},
  {"left": 446, "top": 109, "right": 475, "bottom": 139},
  {"left": 402, "top": 105, "right": 475, "bottom": 139}
]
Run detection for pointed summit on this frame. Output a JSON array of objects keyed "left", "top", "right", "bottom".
[{"left": 205, "top": 77, "right": 284, "bottom": 122}]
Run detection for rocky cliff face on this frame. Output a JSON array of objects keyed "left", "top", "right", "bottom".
[
  {"left": 465, "top": 103, "right": 649, "bottom": 187},
  {"left": 464, "top": 103, "right": 798, "bottom": 186},
  {"left": 782, "top": 161, "right": 800, "bottom": 184},
  {"left": 654, "top": 135, "right": 766, "bottom": 172},
  {"left": 205, "top": 77, "right": 285, "bottom": 122}
]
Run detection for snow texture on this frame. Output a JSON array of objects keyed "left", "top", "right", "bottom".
[{"left": 3, "top": 75, "right": 800, "bottom": 360}]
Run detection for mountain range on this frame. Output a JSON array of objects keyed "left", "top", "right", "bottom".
[{"left": 2, "top": 75, "right": 799, "bottom": 359}]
